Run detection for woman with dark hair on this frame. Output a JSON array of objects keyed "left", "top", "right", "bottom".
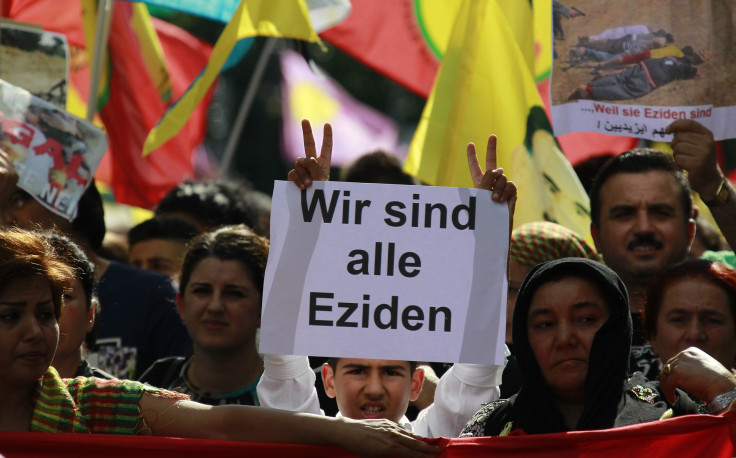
[
  {"left": 644, "top": 259, "right": 736, "bottom": 372},
  {"left": 43, "top": 231, "right": 110, "bottom": 378},
  {"left": 461, "top": 258, "right": 736, "bottom": 437},
  {"left": 0, "top": 227, "right": 438, "bottom": 456},
  {"left": 140, "top": 225, "right": 266, "bottom": 406}
]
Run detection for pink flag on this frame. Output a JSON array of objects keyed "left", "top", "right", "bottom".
[{"left": 280, "top": 50, "right": 399, "bottom": 167}]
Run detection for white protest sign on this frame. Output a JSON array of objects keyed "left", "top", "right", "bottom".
[{"left": 260, "top": 180, "right": 509, "bottom": 365}]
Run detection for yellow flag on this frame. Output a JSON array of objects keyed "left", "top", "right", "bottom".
[
  {"left": 143, "top": 0, "right": 320, "bottom": 155},
  {"left": 533, "top": 0, "right": 553, "bottom": 81},
  {"left": 404, "top": 0, "right": 592, "bottom": 244}
]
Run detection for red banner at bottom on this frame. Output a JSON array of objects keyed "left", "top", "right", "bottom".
[{"left": 2, "top": 412, "right": 735, "bottom": 457}]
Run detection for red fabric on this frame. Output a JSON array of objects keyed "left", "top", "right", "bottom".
[
  {"left": 2, "top": 0, "right": 213, "bottom": 209},
  {"left": 95, "top": 3, "right": 213, "bottom": 208},
  {"left": 1, "top": 412, "right": 735, "bottom": 457},
  {"left": 1, "top": 0, "right": 86, "bottom": 48},
  {"left": 0, "top": 432, "right": 353, "bottom": 457},
  {"left": 320, "top": 0, "right": 439, "bottom": 97},
  {"left": 445, "top": 412, "right": 736, "bottom": 457}
]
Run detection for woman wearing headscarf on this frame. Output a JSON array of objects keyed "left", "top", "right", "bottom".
[
  {"left": 502, "top": 222, "right": 599, "bottom": 397},
  {"left": 462, "top": 258, "right": 736, "bottom": 436}
]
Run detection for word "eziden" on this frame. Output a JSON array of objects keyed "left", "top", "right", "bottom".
[{"left": 309, "top": 292, "right": 452, "bottom": 332}]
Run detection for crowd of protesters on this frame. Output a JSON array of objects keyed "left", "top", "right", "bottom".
[{"left": 0, "top": 113, "right": 735, "bottom": 455}]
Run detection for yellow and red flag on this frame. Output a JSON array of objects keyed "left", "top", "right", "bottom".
[
  {"left": 2, "top": 0, "right": 213, "bottom": 208},
  {"left": 142, "top": 0, "right": 320, "bottom": 155}
]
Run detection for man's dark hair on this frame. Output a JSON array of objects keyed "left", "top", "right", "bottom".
[
  {"left": 589, "top": 148, "right": 692, "bottom": 227},
  {"left": 155, "top": 179, "right": 263, "bottom": 234},
  {"left": 326, "top": 358, "right": 418, "bottom": 374},
  {"left": 128, "top": 216, "right": 200, "bottom": 248}
]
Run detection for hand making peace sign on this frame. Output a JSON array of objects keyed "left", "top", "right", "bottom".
[
  {"left": 466, "top": 134, "right": 517, "bottom": 215},
  {"left": 287, "top": 119, "right": 333, "bottom": 189}
]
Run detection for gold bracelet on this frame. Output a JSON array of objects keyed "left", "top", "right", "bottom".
[{"left": 703, "top": 177, "right": 729, "bottom": 207}]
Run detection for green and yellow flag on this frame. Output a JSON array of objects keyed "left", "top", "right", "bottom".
[
  {"left": 143, "top": 0, "right": 320, "bottom": 155},
  {"left": 404, "top": 0, "right": 592, "bottom": 243}
]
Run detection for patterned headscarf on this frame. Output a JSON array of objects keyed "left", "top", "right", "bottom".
[{"left": 510, "top": 221, "right": 599, "bottom": 267}]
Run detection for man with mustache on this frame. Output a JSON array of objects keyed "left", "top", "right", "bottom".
[{"left": 589, "top": 119, "right": 736, "bottom": 379}]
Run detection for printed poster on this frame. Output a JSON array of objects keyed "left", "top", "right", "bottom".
[
  {"left": 0, "top": 19, "right": 69, "bottom": 109},
  {"left": 0, "top": 79, "right": 107, "bottom": 220},
  {"left": 550, "top": 0, "right": 736, "bottom": 141}
]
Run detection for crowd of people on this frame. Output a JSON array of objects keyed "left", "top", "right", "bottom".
[{"left": 0, "top": 113, "right": 735, "bottom": 455}]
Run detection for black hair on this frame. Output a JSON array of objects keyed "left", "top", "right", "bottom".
[
  {"left": 179, "top": 225, "right": 269, "bottom": 297},
  {"left": 326, "top": 358, "right": 418, "bottom": 374},
  {"left": 41, "top": 231, "right": 99, "bottom": 349},
  {"left": 340, "top": 151, "right": 419, "bottom": 185},
  {"left": 155, "top": 179, "right": 263, "bottom": 234},
  {"left": 589, "top": 148, "right": 692, "bottom": 227},
  {"left": 72, "top": 180, "right": 106, "bottom": 251},
  {"left": 128, "top": 216, "right": 201, "bottom": 247}
]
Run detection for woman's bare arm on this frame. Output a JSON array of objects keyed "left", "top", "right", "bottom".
[{"left": 140, "top": 396, "right": 440, "bottom": 457}]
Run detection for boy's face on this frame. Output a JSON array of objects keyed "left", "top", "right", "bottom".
[
  {"left": 322, "top": 358, "right": 424, "bottom": 423},
  {"left": 129, "top": 238, "right": 188, "bottom": 279}
]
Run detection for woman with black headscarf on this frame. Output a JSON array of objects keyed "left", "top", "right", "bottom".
[{"left": 461, "top": 258, "right": 736, "bottom": 436}]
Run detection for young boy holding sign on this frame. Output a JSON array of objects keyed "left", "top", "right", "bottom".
[{"left": 257, "top": 121, "right": 516, "bottom": 437}]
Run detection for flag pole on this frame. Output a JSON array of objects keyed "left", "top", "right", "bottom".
[
  {"left": 86, "top": 0, "right": 113, "bottom": 122},
  {"left": 219, "top": 37, "right": 277, "bottom": 177}
]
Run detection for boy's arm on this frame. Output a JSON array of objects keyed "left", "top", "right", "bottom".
[
  {"left": 256, "top": 354, "right": 323, "bottom": 414},
  {"left": 410, "top": 347, "right": 508, "bottom": 438}
]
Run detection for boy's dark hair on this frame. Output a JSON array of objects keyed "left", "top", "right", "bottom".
[
  {"left": 589, "top": 148, "right": 692, "bottom": 227},
  {"left": 340, "top": 151, "right": 419, "bottom": 185},
  {"left": 326, "top": 358, "right": 418, "bottom": 374},
  {"left": 128, "top": 216, "right": 201, "bottom": 247}
]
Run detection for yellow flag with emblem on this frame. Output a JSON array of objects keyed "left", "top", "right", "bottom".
[
  {"left": 404, "top": 0, "right": 592, "bottom": 244},
  {"left": 143, "top": 0, "right": 320, "bottom": 155}
]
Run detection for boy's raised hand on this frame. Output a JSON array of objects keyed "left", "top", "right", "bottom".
[
  {"left": 466, "top": 134, "right": 517, "bottom": 214},
  {"left": 288, "top": 119, "right": 333, "bottom": 189}
]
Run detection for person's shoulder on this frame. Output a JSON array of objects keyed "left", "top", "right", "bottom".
[
  {"left": 459, "top": 399, "right": 511, "bottom": 437},
  {"left": 624, "top": 372, "right": 662, "bottom": 403},
  {"left": 99, "top": 261, "right": 176, "bottom": 299},
  {"left": 139, "top": 356, "right": 187, "bottom": 387},
  {"left": 701, "top": 250, "right": 736, "bottom": 269},
  {"left": 90, "top": 367, "right": 115, "bottom": 380},
  {"left": 75, "top": 360, "right": 115, "bottom": 380},
  {"left": 103, "top": 261, "right": 173, "bottom": 285}
]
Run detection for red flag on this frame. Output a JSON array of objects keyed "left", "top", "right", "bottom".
[{"left": 320, "top": 0, "right": 441, "bottom": 98}]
